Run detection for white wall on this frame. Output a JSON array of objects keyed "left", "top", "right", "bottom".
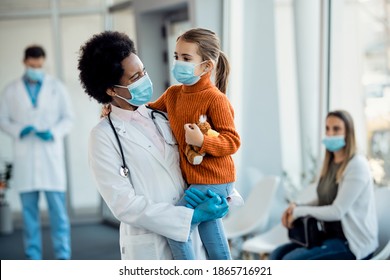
[
  {"left": 234, "top": 0, "right": 283, "bottom": 188},
  {"left": 293, "top": 0, "right": 322, "bottom": 188},
  {"left": 60, "top": 14, "right": 105, "bottom": 215},
  {"left": 329, "top": 0, "right": 368, "bottom": 153},
  {"left": 274, "top": 0, "right": 302, "bottom": 198}
]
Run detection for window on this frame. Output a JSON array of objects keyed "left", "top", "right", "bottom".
[{"left": 330, "top": 0, "right": 390, "bottom": 187}]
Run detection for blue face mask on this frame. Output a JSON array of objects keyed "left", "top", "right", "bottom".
[
  {"left": 322, "top": 135, "right": 346, "bottom": 152},
  {"left": 171, "top": 60, "right": 207, "bottom": 85},
  {"left": 25, "top": 67, "right": 44, "bottom": 82},
  {"left": 115, "top": 74, "right": 153, "bottom": 106}
]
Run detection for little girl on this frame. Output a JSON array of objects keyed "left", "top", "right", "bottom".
[{"left": 148, "top": 28, "right": 241, "bottom": 260}]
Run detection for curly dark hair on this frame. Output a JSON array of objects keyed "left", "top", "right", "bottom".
[{"left": 78, "top": 31, "right": 136, "bottom": 104}]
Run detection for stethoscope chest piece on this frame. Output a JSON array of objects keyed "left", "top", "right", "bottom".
[{"left": 120, "top": 166, "right": 129, "bottom": 178}]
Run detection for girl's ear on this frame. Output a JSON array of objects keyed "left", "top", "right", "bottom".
[{"left": 204, "top": 60, "right": 214, "bottom": 73}]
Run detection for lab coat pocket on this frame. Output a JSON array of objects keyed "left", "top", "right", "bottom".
[{"left": 121, "top": 233, "right": 158, "bottom": 260}]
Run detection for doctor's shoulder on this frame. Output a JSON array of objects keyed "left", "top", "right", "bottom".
[
  {"left": 1, "top": 79, "right": 24, "bottom": 101},
  {"left": 92, "top": 116, "right": 112, "bottom": 134},
  {"left": 89, "top": 118, "right": 114, "bottom": 147}
]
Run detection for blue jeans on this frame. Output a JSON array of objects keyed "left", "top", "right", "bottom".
[
  {"left": 268, "top": 238, "right": 359, "bottom": 260},
  {"left": 20, "top": 191, "right": 71, "bottom": 260},
  {"left": 168, "top": 183, "right": 233, "bottom": 260}
]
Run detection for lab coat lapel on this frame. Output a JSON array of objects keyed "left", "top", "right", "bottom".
[
  {"left": 36, "top": 75, "right": 50, "bottom": 108},
  {"left": 17, "top": 79, "right": 35, "bottom": 109},
  {"left": 110, "top": 115, "right": 170, "bottom": 172}
]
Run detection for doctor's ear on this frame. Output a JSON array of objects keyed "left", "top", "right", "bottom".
[{"left": 106, "top": 88, "right": 116, "bottom": 97}]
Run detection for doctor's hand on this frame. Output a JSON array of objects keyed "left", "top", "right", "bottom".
[
  {"left": 35, "top": 130, "right": 54, "bottom": 141},
  {"left": 191, "top": 193, "right": 229, "bottom": 224},
  {"left": 184, "top": 188, "right": 216, "bottom": 209},
  {"left": 184, "top": 123, "right": 204, "bottom": 147},
  {"left": 20, "top": 125, "right": 36, "bottom": 139}
]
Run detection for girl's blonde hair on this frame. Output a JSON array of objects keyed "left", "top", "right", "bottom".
[
  {"left": 319, "top": 110, "right": 357, "bottom": 182},
  {"left": 177, "top": 28, "right": 230, "bottom": 94}
]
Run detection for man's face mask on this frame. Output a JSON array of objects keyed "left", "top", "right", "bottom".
[
  {"left": 114, "top": 74, "right": 153, "bottom": 106},
  {"left": 171, "top": 60, "right": 207, "bottom": 85},
  {"left": 25, "top": 67, "right": 44, "bottom": 82},
  {"left": 322, "top": 135, "right": 346, "bottom": 152}
]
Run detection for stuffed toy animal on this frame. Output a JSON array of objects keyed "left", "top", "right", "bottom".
[{"left": 185, "top": 115, "right": 219, "bottom": 165}]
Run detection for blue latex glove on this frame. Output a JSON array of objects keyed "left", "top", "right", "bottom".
[
  {"left": 184, "top": 188, "right": 215, "bottom": 209},
  {"left": 20, "top": 125, "right": 36, "bottom": 139},
  {"left": 35, "top": 130, "right": 54, "bottom": 141},
  {"left": 191, "top": 190, "right": 229, "bottom": 224}
]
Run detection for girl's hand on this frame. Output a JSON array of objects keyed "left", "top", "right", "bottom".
[
  {"left": 100, "top": 104, "right": 112, "bottom": 118},
  {"left": 184, "top": 123, "right": 204, "bottom": 147}
]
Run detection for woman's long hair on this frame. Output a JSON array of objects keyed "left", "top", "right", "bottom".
[{"left": 319, "top": 110, "right": 357, "bottom": 183}]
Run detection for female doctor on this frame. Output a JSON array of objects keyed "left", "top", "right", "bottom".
[{"left": 78, "top": 31, "right": 229, "bottom": 260}]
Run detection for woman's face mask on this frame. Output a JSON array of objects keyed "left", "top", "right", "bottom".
[
  {"left": 171, "top": 60, "right": 207, "bottom": 85},
  {"left": 322, "top": 135, "right": 346, "bottom": 152},
  {"left": 114, "top": 74, "right": 153, "bottom": 106}
]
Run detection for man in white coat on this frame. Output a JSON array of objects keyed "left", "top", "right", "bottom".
[
  {"left": 78, "top": 31, "right": 229, "bottom": 259},
  {"left": 0, "top": 45, "right": 74, "bottom": 259}
]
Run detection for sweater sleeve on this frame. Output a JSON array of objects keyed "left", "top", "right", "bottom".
[
  {"left": 148, "top": 89, "right": 169, "bottom": 112},
  {"left": 199, "top": 94, "right": 241, "bottom": 157},
  {"left": 293, "top": 155, "right": 371, "bottom": 221}
]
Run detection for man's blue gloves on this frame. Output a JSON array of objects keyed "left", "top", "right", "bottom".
[
  {"left": 20, "top": 126, "right": 36, "bottom": 138},
  {"left": 19, "top": 126, "right": 53, "bottom": 141},
  {"left": 35, "top": 130, "right": 54, "bottom": 141},
  {"left": 185, "top": 188, "right": 229, "bottom": 224}
]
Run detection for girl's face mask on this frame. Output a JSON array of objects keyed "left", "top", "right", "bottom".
[{"left": 171, "top": 60, "right": 207, "bottom": 85}]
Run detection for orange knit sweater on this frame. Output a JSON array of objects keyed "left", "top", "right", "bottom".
[{"left": 148, "top": 73, "right": 240, "bottom": 185}]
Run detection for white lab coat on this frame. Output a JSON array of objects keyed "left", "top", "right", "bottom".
[
  {"left": 88, "top": 105, "right": 206, "bottom": 260},
  {"left": 0, "top": 75, "right": 74, "bottom": 192}
]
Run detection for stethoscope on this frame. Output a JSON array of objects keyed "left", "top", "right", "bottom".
[
  {"left": 147, "top": 105, "right": 169, "bottom": 124},
  {"left": 107, "top": 106, "right": 169, "bottom": 178},
  {"left": 107, "top": 112, "right": 129, "bottom": 178}
]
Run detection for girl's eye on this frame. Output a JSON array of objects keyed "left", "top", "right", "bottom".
[{"left": 173, "top": 55, "right": 178, "bottom": 60}]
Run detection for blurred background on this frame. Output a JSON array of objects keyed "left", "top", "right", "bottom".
[{"left": 0, "top": 0, "right": 389, "bottom": 259}]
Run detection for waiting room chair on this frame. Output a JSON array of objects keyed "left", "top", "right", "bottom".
[
  {"left": 239, "top": 182, "right": 318, "bottom": 259},
  {"left": 241, "top": 222, "right": 289, "bottom": 259},
  {"left": 223, "top": 176, "right": 280, "bottom": 240},
  {"left": 371, "top": 186, "right": 390, "bottom": 260}
]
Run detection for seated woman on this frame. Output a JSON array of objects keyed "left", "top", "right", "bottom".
[{"left": 269, "top": 110, "right": 378, "bottom": 260}]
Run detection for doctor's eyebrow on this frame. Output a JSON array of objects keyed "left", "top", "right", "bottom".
[{"left": 128, "top": 67, "right": 146, "bottom": 81}]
